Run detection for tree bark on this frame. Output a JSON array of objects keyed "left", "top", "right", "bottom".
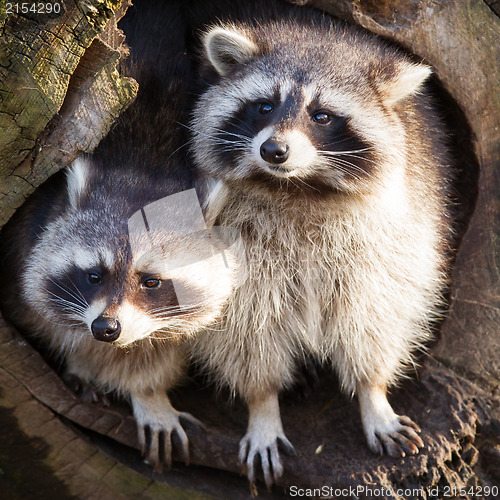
[
  {"left": 0, "top": 0, "right": 499, "bottom": 498},
  {"left": 0, "top": 0, "right": 137, "bottom": 227}
]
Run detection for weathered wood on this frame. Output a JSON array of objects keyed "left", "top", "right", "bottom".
[
  {"left": 2, "top": 310, "right": 497, "bottom": 496},
  {"left": 0, "top": 0, "right": 499, "bottom": 497},
  {"left": 0, "top": 0, "right": 137, "bottom": 227},
  {"left": 0, "top": 318, "right": 216, "bottom": 499}
]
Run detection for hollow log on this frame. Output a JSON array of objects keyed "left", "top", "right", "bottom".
[{"left": 0, "top": 0, "right": 499, "bottom": 497}]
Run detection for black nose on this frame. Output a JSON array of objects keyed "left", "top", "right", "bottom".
[
  {"left": 260, "top": 138, "right": 290, "bottom": 164},
  {"left": 91, "top": 316, "right": 121, "bottom": 342}
]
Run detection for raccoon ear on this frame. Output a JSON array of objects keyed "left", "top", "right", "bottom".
[
  {"left": 204, "top": 27, "right": 259, "bottom": 76},
  {"left": 380, "top": 61, "right": 432, "bottom": 106},
  {"left": 66, "top": 157, "right": 91, "bottom": 209}
]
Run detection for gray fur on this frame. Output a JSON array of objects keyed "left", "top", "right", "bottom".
[{"left": 0, "top": 155, "right": 234, "bottom": 470}]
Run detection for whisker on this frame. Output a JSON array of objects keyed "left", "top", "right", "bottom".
[
  {"left": 320, "top": 154, "right": 378, "bottom": 168},
  {"left": 217, "top": 146, "right": 248, "bottom": 153},
  {"left": 212, "top": 127, "right": 252, "bottom": 142},
  {"left": 31, "top": 307, "right": 82, "bottom": 328},
  {"left": 220, "top": 116, "right": 255, "bottom": 136},
  {"left": 48, "top": 301, "right": 86, "bottom": 315},
  {"left": 291, "top": 175, "right": 322, "bottom": 193},
  {"left": 148, "top": 298, "right": 214, "bottom": 312},
  {"left": 45, "top": 292, "right": 87, "bottom": 315},
  {"left": 47, "top": 278, "right": 88, "bottom": 308},
  {"left": 147, "top": 303, "right": 207, "bottom": 315},
  {"left": 317, "top": 147, "right": 374, "bottom": 156},
  {"left": 67, "top": 277, "right": 89, "bottom": 306},
  {"left": 320, "top": 156, "right": 373, "bottom": 177},
  {"left": 168, "top": 140, "right": 191, "bottom": 158},
  {"left": 149, "top": 307, "right": 204, "bottom": 319}
]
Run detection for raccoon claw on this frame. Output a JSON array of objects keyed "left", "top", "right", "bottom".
[
  {"left": 63, "top": 373, "right": 110, "bottom": 406},
  {"left": 367, "top": 414, "right": 424, "bottom": 458},
  {"left": 132, "top": 394, "right": 201, "bottom": 471},
  {"left": 278, "top": 435, "right": 297, "bottom": 456},
  {"left": 399, "top": 414, "right": 421, "bottom": 432},
  {"left": 139, "top": 413, "right": 195, "bottom": 470},
  {"left": 178, "top": 411, "right": 206, "bottom": 431},
  {"left": 79, "top": 385, "right": 110, "bottom": 406},
  {"left": 359, "top": 386, "right": 424, "bottom": 459},
  {"left": 238, "top": 431, "right": 295, "bottom": 490}
]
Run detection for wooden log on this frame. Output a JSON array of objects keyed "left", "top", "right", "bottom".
[
  {"left": 0, "top": 0, "right": 499, "bottom": 497},
  {"left": 0, "top": 0, "right": 137, "bottom": 227}
]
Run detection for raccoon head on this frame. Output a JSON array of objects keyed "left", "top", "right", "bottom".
[
  {"left": 24, "top": 158, "right": 234, "bottom": 348},
  {"left": 192, "top": 22, "right": 432, "bottom": 197}
]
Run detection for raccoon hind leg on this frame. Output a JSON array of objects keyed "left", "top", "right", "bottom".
[
  {"left": 63, "top": 372, "right": 111, "bottom": 406},
  {"left": 238, "top": 392, "right": 296, "bottom": 490}
]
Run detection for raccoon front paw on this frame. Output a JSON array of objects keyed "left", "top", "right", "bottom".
[
  {"left": 366, "top": 413, "right": 424, "bottom": 458},
  {"left": 63, "top": 373, "right": 110, "bottom": 406},
  {"left": 238, "top": 424, "right": 296, "bottom": 490},
  {"left": 132, "top": 393, "right": 203, "bottom": 471}
]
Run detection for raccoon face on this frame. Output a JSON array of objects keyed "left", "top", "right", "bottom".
[
  {"left": 210, "top": 87, "right": 375, "bottom": 193},
  {"left": 192, "top": 24, "right": 432, "bottom": 196},
  {"left": 30, "top": 229, "right": 232, "bottom": 348},
  {"left": 41, "top": 249, "right": 175, "bottom": 344},
  {"left": 24, "top": 160, "right": 234, "bottom": 348},
  {"left": 44, "top": 248, "right": 223, "bottom": 346}
]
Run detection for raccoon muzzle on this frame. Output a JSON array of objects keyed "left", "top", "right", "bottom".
[{"left": 91, "top": 315, "right": 121, "bottom": 342}]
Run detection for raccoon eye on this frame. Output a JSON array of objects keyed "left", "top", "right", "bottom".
[
  {"left": 87, "top": 273, "right": 102, "bottom": 285},
  {"left": 143, "top": 278, "right": 160, "bottom": 289},
  {"left": 258, "top": 102, "right": 274, "bottom": 115},
  {"left": 312, "top": 112, "right": 332, "bottom": 125}
]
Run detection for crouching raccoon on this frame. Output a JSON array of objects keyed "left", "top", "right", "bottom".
[{"left": 0, "top": 0, "right": 235, "bottom": 470}]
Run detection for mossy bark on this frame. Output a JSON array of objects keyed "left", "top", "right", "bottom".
[{"left": 0, "top": 0, "right": 137, "bottom": 227}]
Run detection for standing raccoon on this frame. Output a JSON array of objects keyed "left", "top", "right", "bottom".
[
  {"left": 0, "top": 0, "right": 233, "bottom": 469},
  {"left": 189, "top": 4, "right": 451, "bottom": 487}
]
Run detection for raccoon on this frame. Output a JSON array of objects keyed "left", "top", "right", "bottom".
[
  {"left": 189, "top": 2, "right": 451, "bottom": 488},
  {"left": 0, "top": 0, "right": 234, "bottom": 469}
]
